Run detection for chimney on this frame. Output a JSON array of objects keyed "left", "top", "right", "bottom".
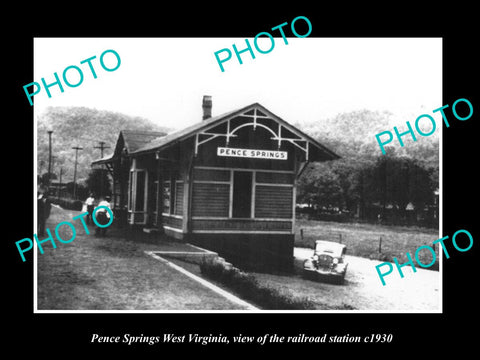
[{"left": 202, "top": 95, "right": 212, "bottom": 120}]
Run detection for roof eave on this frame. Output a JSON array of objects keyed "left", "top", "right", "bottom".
[{"left": 120, "top": 102, "right": 341, "bottom": 162}]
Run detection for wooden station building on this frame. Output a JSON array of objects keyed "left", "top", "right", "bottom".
[{"left": 92, "top": 97, "right": 339, "bottom": 270}]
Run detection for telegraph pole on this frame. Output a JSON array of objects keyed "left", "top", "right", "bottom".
[
  {"left": 72, "top": 146, "right": 83, "bottom": 199},
  {"left": 47, "top": 130, "right": 53, "bottom": 188},
  {"left": 57, "top": 167, "right": 63, "bottom": 198},
  {"left": 51, "top": 155, "right": 56, "bottom": 175},
  {"left": 94, "top": 141, "right": 110, "bottom": 197},
  {"left": 50, "top": 155, "right": 56, "bottom": 194},
  {"left": 94, "top": 141, "right": 110, "bottom": 158}
]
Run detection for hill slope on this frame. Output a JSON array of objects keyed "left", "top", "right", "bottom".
[
  {"left": 296, "top": 109, "right": 439, "bottom": 166},
  {"left": 37, "top": 106, "right": 170, "bottom": 183},
  {"left": 37, "top": 107, "right": 439, "bottom": 189}
]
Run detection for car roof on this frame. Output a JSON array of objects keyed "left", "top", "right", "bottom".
[{"left": 314, "top": 240, "right": 346, "bottom": 253}]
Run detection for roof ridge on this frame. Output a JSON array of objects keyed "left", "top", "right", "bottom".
[
  {"left": 93, "top": 103, "right": 339, "bottom": 162},
  {"left": 120, "top": 129, "right": 166, "bottom": 134}
]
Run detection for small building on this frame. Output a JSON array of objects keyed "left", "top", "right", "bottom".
[
  {"left": 48, "top": 180, "right": 68, "bottom": 198},
  {"left": 92, "top": 97, "right": 339, "bottom": 270}
]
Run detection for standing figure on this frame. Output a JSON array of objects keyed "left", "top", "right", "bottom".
[
  {"left": 85, "top": 193, "right": 95, "bottom": 225},
  {"left": 95, "top": 196, "right": 112, "bottom": 237},
  {"left": 37, "top": 187, "right": 51, "bottom": 236}
]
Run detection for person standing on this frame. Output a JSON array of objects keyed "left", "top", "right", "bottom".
[
  {"left": 85, "top": 193, "right": 95, "bottom": 225},
  {"left": 37, "top": 187, "right": 51, "bottom": 236},
  {"left": 95, "top": 196, "right": 112, "bottom": 237}
]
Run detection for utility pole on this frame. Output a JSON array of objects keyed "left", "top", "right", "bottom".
[
  {"left": 72, "top": 146, "right": 83, "bottom": 199},
  {"left": 94, "top": 141, "right": 110, "bottom": 158},
  {"left": 57, "top": 167, "right": 63, "bottom": 198},
  {"left": 50, "top": 155, "right": 56, "bottom": 194},
  {"left": 47, "top": 130, "right": 53, "bottom": 188},
  {"left": 51, "top": 155, "right": 56, "bottom": 176},
  {"left": 94, "top": 141, "right": 110, "bottom": 197}
]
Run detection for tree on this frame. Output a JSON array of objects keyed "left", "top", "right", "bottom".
[
  {"left": 37, "top": 106, "right": 170, "bottom": 183},
  {"left": 294, "top": 108, "right": 438, "bottom": 224},
  {"left": 65, "top": 181, "right": 88, "bottom": 200},
  {"left": 363, "top": 156, "right": 434, "bottom": 221},
  {"left": 297, "top": 166, "right": 319, "bottom": 207},
  {"left": 85, "top": 169, "right": 112, "bottom": 197},
  {"left": 40, "top": 172, "right": 57, "bottom": 186},
  {"left": 297, "top": 162, "right": 344, "bottom": 210},
  {"left": 298, "top": 152, "right": 436, "bottom": 224},
  {"left": 313, "top": 169, "right": 343, "bottom": 209}
]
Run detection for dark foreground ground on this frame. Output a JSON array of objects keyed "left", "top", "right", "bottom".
[
  {"left": 37, "top": 206, "right": 441, "bottom": 311},
  {"left": 37, "top": 206, "right": 249, "bottom": 310}
]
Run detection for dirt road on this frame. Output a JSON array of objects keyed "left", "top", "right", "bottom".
[
  {"left": 37, "top": 206, "right": 252, "bottom": 311},
  {"left": 38, "top": 207, "right": 441, "bottom": 311},
  {"left": 292, "top": 247, "right": 441, "bottom": 311}
]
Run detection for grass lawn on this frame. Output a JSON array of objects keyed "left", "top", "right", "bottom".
[
  {"left": 37, "top": 206, "right": 441, "bottom": 310},
  {"left": 294, "top": 217, "right": 440, "bottom": 267},
  {"left": 250, "top": 272, "right": 356, "bottom": 310},
  {"left": 37, "top": 206, "right": 249, "bottom": 310}
]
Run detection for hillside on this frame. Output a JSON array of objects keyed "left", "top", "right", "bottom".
[
  {"left": 37, "top": 106, "right": 170, "bottom": 183},
  {"left": 295, "top": 109, "right": 439, "bottom": 166},
  {"left": 37, "top": 107, "right": 439, "bottom": 191},
  {"left": 294, "top": 109, "right": 439, "bottom": 226}
]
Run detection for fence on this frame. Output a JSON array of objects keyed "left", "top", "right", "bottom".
[{"left": 296, "top": 224, "right": 440, "bottom": 270}]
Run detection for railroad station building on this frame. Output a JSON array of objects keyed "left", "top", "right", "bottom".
[{"left": 92, "top": 96, "right": 339, "bottom": 270}]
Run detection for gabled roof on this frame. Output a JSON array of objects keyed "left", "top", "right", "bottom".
[
  {"left": 119, "top": 130, "right": 167, "bottom": 154},
  {"left": 92, "top": 130, "right": 166, "bottom": 165},
  {"left": 92, "top": 103, "right": 339, "bottom": 166},
  {"left": 131, "top": 103, "right": 340, "bottom": 162},
  {"left": 130, "top": 107, "right": 241, "bottom": 156}
]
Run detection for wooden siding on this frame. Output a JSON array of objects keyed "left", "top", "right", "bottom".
[
  {"left": 128, "top": 212, "right": 145, "bottom": 224},
  {"left": 174, "top": 181, "right": 184, "bottom": 216},
  {"left": 193, "top": 168, "right": 230, "bottom": 181},
  {"left": 192, "top": 183, "right": 230, "bottom": 217},
  {"left": 255, "top": 185, "right": 293, "bottom": 219},
  {"left": 191, "top": 219, "right": 292, "bottom": 232},
  {"left": 191, "top": 166, "right": 295, "bottom": 221},
  {"left": 162, "top": 215, "right": 183, "bottom": 229},
  {"left": 256, "top": 171, "right": 294, "bottom": 184}
]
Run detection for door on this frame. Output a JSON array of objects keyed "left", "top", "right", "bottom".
[
  {"left": 128, "top": 169, "right": 148, "bottom": 224},
  {"left": 232, "top": 171, "right": 253, "bottom": 218}
]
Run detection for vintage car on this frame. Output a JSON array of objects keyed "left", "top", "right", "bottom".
[{"left": 303, "top": 240, "right": 348, "bottom": 284}]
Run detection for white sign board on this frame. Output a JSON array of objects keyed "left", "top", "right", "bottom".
[{"left": 217, "top": 147, "right": 288, "bottom": 160}]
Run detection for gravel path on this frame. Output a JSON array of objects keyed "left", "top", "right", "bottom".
[
  {"left": 37, "top": 206, "right": 440, "bottom": 311},
  {"left": 290, "top": 247, "right": 441, "bottom": 311},
  {"left": 36, "top": 207, "right": 251, "bottom": 311}
]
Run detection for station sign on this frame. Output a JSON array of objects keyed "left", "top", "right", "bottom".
[{"left": 217, "top": 147, "right": 287, "bottom": 160}]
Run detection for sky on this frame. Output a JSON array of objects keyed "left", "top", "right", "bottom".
[{"left": 33, "top": 37, "right": 442, "bottom": 130}]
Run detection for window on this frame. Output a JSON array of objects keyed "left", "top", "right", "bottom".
[
  {"left": 135, "top": 171, "right": 146, "bottom": 212},
  {"left": 153, "top": 179, "right": 159, "bottom": 225},
  {"left": 232, "top": 171, "right": 253, "bottom": 218},
  {"left": 191, "top": 167, "right": 295, "bottom": 220},
  {"left": 128, "top": 169, "right": 147, "bottom": 213},
  {"left": 128, "top": 171, "right": 133, "bottom": 211},
  {"left": 255, "top": 185, "right": 293, "bottom": 218},
  {"left": 163, "top": 174, "right": 183, "bottom": 216},
  {"left": 174, "top": 181, "right": 184, "bottom": 216},
  {"left": 163, "top": 181, "right": 171, "bottom": 214},
  {"left": 127, "top": 168, "right": 148, "bottom": 224},
  {"left": 170, "top": 180, "right": 176, "bottom": 214}
]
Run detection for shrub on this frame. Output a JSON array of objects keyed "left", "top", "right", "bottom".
[{"left": 200, "top": 257, "right": 315, "bottom": 310}]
